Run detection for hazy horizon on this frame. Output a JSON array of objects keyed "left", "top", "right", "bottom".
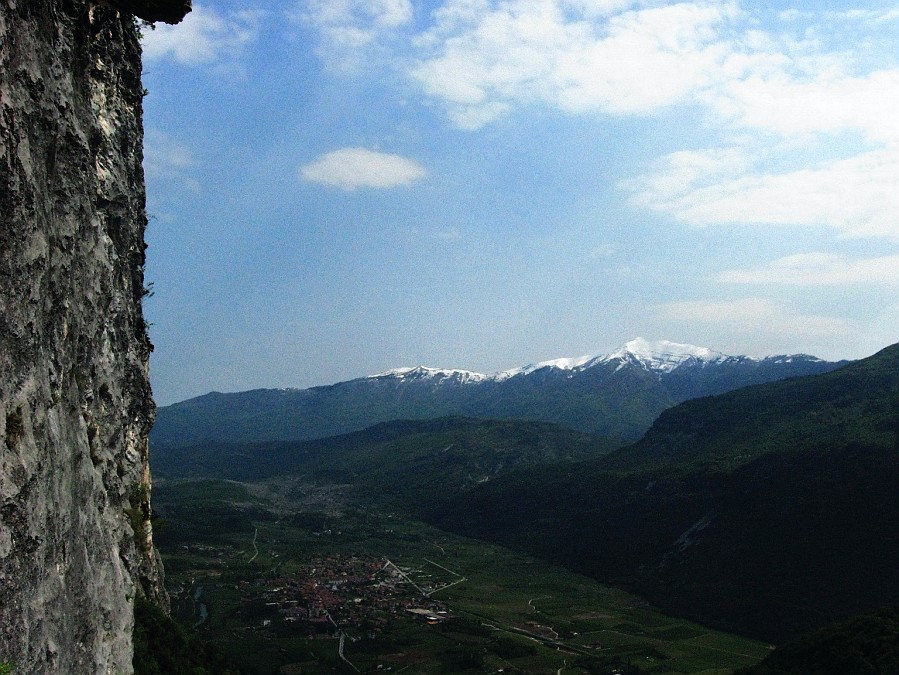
[{"left": 141, "top": 0, "right": 899, "bottom": 406}]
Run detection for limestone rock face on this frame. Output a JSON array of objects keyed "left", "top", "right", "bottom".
[{"left": 0, "top": 1, "right": 188, "bottom": 672}]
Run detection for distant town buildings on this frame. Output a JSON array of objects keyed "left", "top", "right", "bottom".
[{"left": 252, "top": 554, "right": 452, "bottom": 637}]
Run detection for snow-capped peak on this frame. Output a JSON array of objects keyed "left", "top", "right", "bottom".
[
  {"left": 495, "top": 339, "right": 731, "bottom": 379},
  {"left": 367, "top": 338, "right": 757, "bottom": 384},
  {"left": 495, "top": 354, "right": 596, "bottom": 380},
  {"left": 370, "top": 365, "right": 488, "bottom": 384},
  {"left": 598, "top": 337, "right": 729, "bottom": 373}
]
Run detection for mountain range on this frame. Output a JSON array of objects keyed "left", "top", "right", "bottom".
[
  {"left": 153, "top": 339, "right": 899, "bottom": 646},
  {"left": 432, "top": 342, "right": 899, "bottom": 642},
  {"left": 151, "top": 338, "right": 847, "bottom": 447}
]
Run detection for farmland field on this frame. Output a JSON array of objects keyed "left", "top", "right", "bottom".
[{"left": 153, "top": 478, "right": 769, "bottom": 674}]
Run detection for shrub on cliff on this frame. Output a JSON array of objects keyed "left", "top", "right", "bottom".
[{"left": 132, "top": 598, "right": 240, "bottom": 674}]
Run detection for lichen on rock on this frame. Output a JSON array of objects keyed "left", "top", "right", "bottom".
[{"left": 0, "top": 1, "right": 189, "bottom": 672}]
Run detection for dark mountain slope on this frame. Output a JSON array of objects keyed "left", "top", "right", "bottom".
[
  {"left": 740, "top": 605, "right": 899, "bottom": 674},
  {"left": 151, "top": 417, "right": 620, "bottom": 511},
  {"left": 151, "top": 344, "right": 846, "bottom": 447},
  {"left": 430, "top": 343, "right": 899, "bottom": 642},
  {"left": 604, "top": 343, "right": 899, "bottom": 472}
]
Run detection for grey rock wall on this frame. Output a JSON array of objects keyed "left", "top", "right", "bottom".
[{"left": 0, "top": 1, "right": 188, "bottom": 672}]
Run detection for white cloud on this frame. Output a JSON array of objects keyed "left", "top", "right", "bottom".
[
  {"left": 551, "top": 3, "right": 738, "bottom": 114},
  {"left": 630, "top": 146, "right": 899, "bottom": 240},
  {"left": 297, "top": 0, "right": 413, "bottom": 70},
  {"left": 654, "top": 297, "right": 856, "bottom": 342},
  {"left": 303, "top": 0, "right": 412, "bottom": 28},
  {"left": 777, "top": 9, "right": 803, "bottom": 22},
  {"left": 719, "top": 253, "right": 899, "bottom": 285},
  {"left": 291, "top": 1, "right": 899, "bottom": 241},
  {"left": 297, "top": 0, "right": 899, "bottom": 143},
  {"left": 143, "top": 130, "right": 193, "bottom": 175},
  {"left": 401, "top": 2, "right": 899, "bottom": 241},
  {"left": 143, "top": 130, "right": 201, "bottom": 194},
  {"left": 717, "top": 69, "right": 899, "bottom": 145},
  {"left": 411, "top": 1, "right": 739, "bottom": 128},
  {"left": 300, "top": 148, "right": 427, "bottom": 190},
  {"left": 616, "top": 6, "right": 899, "bottom": 240},
  {"left": 141, "top": 4, "right": 263, "bottom": 65},
  {"left": 589, "top": 243, "right": 616, "bottom": 259},
  {"left": 625, "top": 146, "right": 750, "bottom": 205},
  {"left": 822, "top": 8, "right": 899, "bottom": 25}
]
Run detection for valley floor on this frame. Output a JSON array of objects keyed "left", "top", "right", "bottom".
[{"left": 153, "top": 477, "right": 770, "bottom": 674}]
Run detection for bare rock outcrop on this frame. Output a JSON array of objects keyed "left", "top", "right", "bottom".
[{"left": 0, "top": 1, "right": 189, "bottom": 672}]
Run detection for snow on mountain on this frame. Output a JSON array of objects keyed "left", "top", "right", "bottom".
[
  {"left": 594, "top": 337, "right": 732, "bottom": 373},
  {"left": 154, "top": 339, "right": 848, "bottom": 447},
  {"left": 368, "top": 338, "right": 746, "bottom": 384},
  {"left": 494, "top": 354, "right": 597, "bottom": 380},
  {"left": 765, "top": 354, "right": 825, "bottom": 365},
  {"left": 370, "top": 365, "right": 489, "bottom": 385}
]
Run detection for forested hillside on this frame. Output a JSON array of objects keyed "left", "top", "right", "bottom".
[{"left": 430, "top": 344, "right": 899, "bottom": 641}]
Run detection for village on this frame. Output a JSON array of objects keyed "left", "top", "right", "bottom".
[{"left": 246, "top": 554, "right": 458, "bottom": 638}]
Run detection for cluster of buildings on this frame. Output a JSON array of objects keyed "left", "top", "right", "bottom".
[{"left": 248, "top": 554, "right": 451, "bottom": 637}]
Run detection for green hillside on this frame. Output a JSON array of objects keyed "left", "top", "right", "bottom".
[
  {"left": 604, "top": 342, "right": 899, "bottom": 473},
  {"left": 151, "top": 345, "right": 899, "bottom": 644},
  {"left": 740, "top": 605, "right": 899, "bottom": 674},
  {"left": 430, "top": 344, "right": 899, "bottom": 642},
  {"left": 152, "top": 417, "right": 621, "bottom": 511},
  {"left": 151, "top": 354, "right": 845, "bottom": 447}
]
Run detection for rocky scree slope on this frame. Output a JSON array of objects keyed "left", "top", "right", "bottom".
[{"left": 1, "top": 1, "right": 188, "bottom": 672}]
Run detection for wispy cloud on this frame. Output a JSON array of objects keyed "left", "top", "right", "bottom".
[
  {"left": 614, "top": 4, "right": 899, "bottom": 240},
  {"left": 304, "top": 0, "right": 413, "bottom": 28},
  {"left": 629, "top": 146, "right": 899, "bottom": 240},
  {"left": 143, "top": 130, "right": 193, "bottom": 175},
  {"left": 295, "top": 0, "right": 413, "bottom": 71},
  {"left": 434, "top": 227, "right": 461, "bottom": 241},
  {"left": 141, "top": 4, "right": 263, "bottom": 66},
  {"left": 654, "top": 297, "right": 856, "bottom": 343},
  {"left": 410, "top": 1, "right": 739, "bottom": 128},
  {"left": 349, "top": 1, "right": 899, "bottom": 241},
  {"left": 296, "top": 1, "right": 899, "bottom": 140},
  {"left": 300, "top": 148, "right": 427, "bottom": 190},
  {"left": 719, "top": 253, "right": 899, "bottom": 285},
  {"left": 781, "top": 8, "right": 899, "bottom": 25},
  {"left": 589, "top": 243, "right": 617, "bottom": 259},
  {"left": 715, "top": 69, "right": 899, "bottom": 145},
  {"left": 143, "top": 130, "right": 200, "bottom": 194}
]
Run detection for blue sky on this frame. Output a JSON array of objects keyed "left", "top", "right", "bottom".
[{"left": 141, "top": 0, "right": 899, "bottom": 405}]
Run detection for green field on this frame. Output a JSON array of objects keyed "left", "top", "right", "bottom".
[{"left": 153, "top": 478, "right": 769, "bottom": 674}]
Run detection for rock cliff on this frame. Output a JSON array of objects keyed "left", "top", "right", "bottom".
[{"left": 0, "top": 1, "right": 189, "bottom": 672}]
